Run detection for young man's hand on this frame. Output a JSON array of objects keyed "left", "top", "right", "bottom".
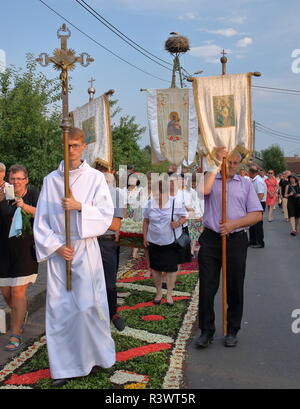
[
  {"left": 56, "top": 245, "right": 74, "bottom": 261},
  {"left": 61, "top": 190, "right": 82, "bottom": 211}
]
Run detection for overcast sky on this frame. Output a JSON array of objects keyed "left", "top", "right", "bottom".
[{"left": 1, "top": 0, "right": 300, "bottom": 156}]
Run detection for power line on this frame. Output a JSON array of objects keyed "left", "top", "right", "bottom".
[
  {"left": 37, "top": 0, "right": 170, "bottom": 84},
  {"left": 252, "top": 85, "right": 300, "bottom": 94},
  {"left": 75, "top": 0, "right": 173, "bottom": 67},
  {"left": 74, "top": 0, "right": 173, "bottom": 72},
  {"left": 256, "top": 122, "right": 300, "bottom": 139},
  {"left": 252, "top": 88, "right": 300, "bottom": 96},
  {"left": 256, "top": 127, "right": 299, "bottom": 143}
]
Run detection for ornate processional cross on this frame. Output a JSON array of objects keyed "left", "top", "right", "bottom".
[{"left": 36, "top": 24, "right": 94, "bottom": 291}]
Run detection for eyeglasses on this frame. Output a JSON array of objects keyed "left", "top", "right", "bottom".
[
  {"left": 268, "top": 172, "right": 274, "bottom": 175},
  {"left": 62, "top": 144, "right": 83, "bottom": 150},
  {"left": 68, "top": 144, "right": 83, "bottom": 150},
  {"left": 9, "top": 177, "right": 27, "bottom": 182}
]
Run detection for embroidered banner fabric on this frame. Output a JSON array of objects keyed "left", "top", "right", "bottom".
[
  {"left": 147, "top": 88, "right": 198, "bottom": 166},
  {"left": 192, "top": 73, "right": 253, "bottom": 163},
  {"left": 72, "top": 94, "right": 112, "bottom": 168}
]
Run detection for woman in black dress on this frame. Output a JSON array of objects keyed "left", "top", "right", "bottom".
[
  {"left": 0, "top": 164, "right": 39, "bottom": 351},
  {"left": 284, "top": 173, "right": 300, "bottom": 236}
]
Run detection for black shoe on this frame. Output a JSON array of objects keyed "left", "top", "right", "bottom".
[
  {"left": 195, "top": 332, "right": 214, "bottom": 349},
  {"left": 224, "top": 334, "right": 238, "bottom": 347},
  {"left": 162, "top": 283, "right": 167, "bottom": 289},
  {"left": 112, "top": 314, "right": 125, "bottom": 331},
  {"left": 52, "top": 378, "right": 70, "bottom": 387},
  {"left": 90, "top": 366, "right": 101, "bottom": 375},
  {"left": 250, "top": 244, "right": 264, "bottom": 248}
]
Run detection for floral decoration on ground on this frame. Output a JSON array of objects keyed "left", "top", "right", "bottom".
[{"left": 0, "top": 255, "right": 199, "bottom": 389}]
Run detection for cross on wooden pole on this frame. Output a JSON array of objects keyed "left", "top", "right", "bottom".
[{"left": 36, "top": 24, "right": 94, "bottom": 291}]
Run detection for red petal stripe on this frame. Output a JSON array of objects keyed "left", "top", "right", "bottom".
[{"left": 116, "top": 343, "right": 171, "bottom": 362}]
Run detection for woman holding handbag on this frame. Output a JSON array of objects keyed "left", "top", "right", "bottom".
[
  {"left": 284, "top": 173, "right": 300, "bottom": 236},
  {"left": 143, "top": 177, "right": 187, "bottom": 306}
]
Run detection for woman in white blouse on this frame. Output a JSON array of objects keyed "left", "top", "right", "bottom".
[{"left": 143, "top": 177, "right": 187, "bottom": 306}]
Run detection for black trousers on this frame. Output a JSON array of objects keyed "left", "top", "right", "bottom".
[
  {"left": 98, "top": 238, "right": 118, "bottom": 319},
  {"left": 198, "top": 228, "right": 248, "bottom": 335},
  {"left": 249, "top": 202, "right": 265, "bottom": 246}
]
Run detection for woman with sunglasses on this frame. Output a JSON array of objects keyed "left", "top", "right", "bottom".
[{"left": 265, "top": 170, "right": 279, "bottom": 222}]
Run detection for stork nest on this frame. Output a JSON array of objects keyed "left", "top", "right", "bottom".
[{"left": 165, "top": 36, "right": 190, "bottom": 55}]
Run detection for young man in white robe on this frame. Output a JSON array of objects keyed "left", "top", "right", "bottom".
[{"left": 33, "top": 127, "right": 115, "bottom": 387}]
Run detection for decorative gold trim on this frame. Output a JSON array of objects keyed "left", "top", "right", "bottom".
[
  {"left": 103, "top": 93, "right": 113, "bottom": 171},
  {"left": 247, "top": 72, "right": 253, "bottom": 155},
  {"left": 193, "top": 74, "right": 253, "bottom": 166},
  {"left": 192, "top": 79, "right": 217, "bottom": 166}
]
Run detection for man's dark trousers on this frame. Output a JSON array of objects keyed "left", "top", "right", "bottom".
[
  {"left": 98, "top": 238, "right": 117, "bottom": 319},
  {"left": 198, "top": 228, "right": 248, "bottom": 335},
  {"left": 249, "top": 201, "right": 265, "bottom": 246}
]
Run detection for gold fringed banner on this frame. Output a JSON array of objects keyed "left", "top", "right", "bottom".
[
  {"left": 147, "top": 88, "right": 198, "bottom": 166},
  {"left": 72, "top": 94, "right": 112, "bottom": 169},
  {"left": 192, "top": 73, "right": 253, "bottom": 163}
]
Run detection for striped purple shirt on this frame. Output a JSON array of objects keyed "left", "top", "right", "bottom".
[{"left": 203, "top": 173, "right": 263, "bottom": 233}]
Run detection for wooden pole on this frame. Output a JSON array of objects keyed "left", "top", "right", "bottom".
[
  {"left": 187, "top": 64, "right": 261, "bottom": 337},
  {"left": 220, "top": 49, "right": 228, "bottom": 336},
  {"left": 221, "top": 158, "right": 227, "bottom": 336},
  {"left": 36, "top": 24, "right": 94, "bottom": 291}
]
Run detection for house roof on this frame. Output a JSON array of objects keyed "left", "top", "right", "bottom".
[{"left": 285, "top": 157, "right": 300, "bottom": 175}]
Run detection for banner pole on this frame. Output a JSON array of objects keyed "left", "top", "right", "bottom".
[{"left": 221, "top": 49, "right": 228, "bottom": 336}]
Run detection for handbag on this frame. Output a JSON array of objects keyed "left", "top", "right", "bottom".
[
  {"left": 290, "top": 186, "right": 300, "bottom": 207},
  {"left": 171, "top": 199, "right": 191, "bottom": 263}
]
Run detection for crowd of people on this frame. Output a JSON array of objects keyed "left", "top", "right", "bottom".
[{"left": 0, "top": 128, "right": 300, "bottom": 387}]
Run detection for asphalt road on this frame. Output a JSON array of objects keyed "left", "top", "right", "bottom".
[{"left": 185, "top": 208, "right": 300, "bottom": 389}]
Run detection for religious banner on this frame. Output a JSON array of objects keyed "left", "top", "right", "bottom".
[
  {"left": 72, "top": 94, "right": 112, "bottom": 168},
  {"left": 192, "top": 73, "right": 253, "bottom": 163},
  {"left": 147, "top": 88, "right": 198, "bottom": 166}
]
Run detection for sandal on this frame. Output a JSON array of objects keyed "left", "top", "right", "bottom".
[{"left": 3, "top": 334, "right": 22, "bottom": 351}]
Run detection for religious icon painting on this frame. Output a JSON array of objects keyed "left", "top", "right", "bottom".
[
  {"left": 167, "top": 111, "right": 182, "bottom": 141},
  {"left": 192, "top": 73, "right": 253, "bottom": 162},
  {"left": 82, "top": 116, "right": 96, "bottom": 144},
  {"left": 147, "top": 88, "right": 198, "bottom": 166},
  {"left": 72, "top": 95, "right": 112, "bottom": 168},
  {"left": 213, "top": 95, "right": 236, "bottom": 128}
]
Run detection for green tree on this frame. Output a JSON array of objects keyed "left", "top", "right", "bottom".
[
  {"left": 261, "top": 145, "right": 287, "bottom": 175},
  {"left": 111, "top": 114, "right": 147, "bottom": 170},
  {"left": 110, "top": 99, "right": 169, "bottom": 174},
  {"left": 0, "top": 54, "right": 62, "bottom": 188}
]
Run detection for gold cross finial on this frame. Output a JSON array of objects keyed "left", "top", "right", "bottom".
[
  {"left": 220, "top": 49, "right": 228, "bottom": 75},
  {"left": 36, "top": 24, "right": 94, "bottom": 94}
]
